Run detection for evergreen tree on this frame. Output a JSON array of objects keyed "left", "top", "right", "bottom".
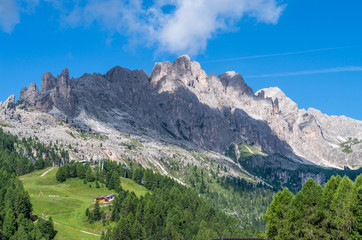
[
  {"left": 56, "top": 167, "right": 67, "bottom": 182},
  {"left": 288, "top": 178, "right": 327, "bottom": 239},
  {"left": 85, "top": 208, "right": 90, "bottom": 217},
  {"left": 14, "top": 191, "right": 33, "bottom": 218},
  {"left": 264, "top": 187, "right": 294, "bottom": 239},
  {"left": 352, "top": 185, "right": 362, "bottom": 238},
  {"left": 132, "top": 168, "right": 143, "bottom": 185},
  {"left": 131, "top": 219, "right": 145, "bottom": 240},
  {"left": 93, "top": 202, "right": 102, "bottom": 221},
  {"left": 12, "top": 225, "right": 31, "bottom": 240},
  {"left": 108, "top": 171, "right": 120, "bottom": 190},
  {"left": 323, "top": 175, "right": 342, "bottom": 210},
  {"left": 263, "top": 174, "right": 362, "bottom": 239},
  {"left": 85, "top": 167, "right": 95, "bottom": 182},
  {"left": 3, "top": 208, "right": 16, "bottom": 238},
  {"left": 37, "top": 217, "right": 57, "bottom": 240},
  {"left": 330, "top": 176, "right": 357, "bottom": 239}
]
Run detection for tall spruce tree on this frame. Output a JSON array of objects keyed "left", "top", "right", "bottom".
[
  {"left": 263, "top": 187, "right": 294, "bottom": 239},
  {"left": 330, "top": 176, "right": 357, "bottom": 239}
]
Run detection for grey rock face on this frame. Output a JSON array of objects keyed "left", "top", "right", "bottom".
[
  {"left": 41, "top": 72, "right": 57, "bottom": 92},
  {"left": 259, "top": 87, "right": 362, "bottom": 168},
  {"left": 19, "top": 82, "right": 40, "bottom": 107},
  {"left": 3, "top": 95, "right": 15, "bottom": 110},
  {"left": 18, "top": 56, "right": 362, "bottom": 169},
  {"left": 1, "top": 95, "right": 21, "bottom": 120}
]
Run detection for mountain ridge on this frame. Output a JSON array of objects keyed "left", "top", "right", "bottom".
[
  {"left": 0, "top": 55, "right": 361, "bottom": 196},
  {"left": 13, "top": 55, "right": 361, "bottom": 170}
]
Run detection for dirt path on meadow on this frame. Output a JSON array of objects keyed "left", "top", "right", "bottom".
[{"left": 40, "top": 167, "right": 55, "bottom": 177}]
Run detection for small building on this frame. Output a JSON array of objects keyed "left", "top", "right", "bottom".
[{"left": 95, "top": 193, "right": 115, "bottom": 203}]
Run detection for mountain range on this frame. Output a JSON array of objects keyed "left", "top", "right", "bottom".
[{"left": 1, "top": 55, "right": 361, "bottom": 190}]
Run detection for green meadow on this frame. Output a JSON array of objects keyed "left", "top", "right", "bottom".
[{"left": 20, "top": 167, "right": 148, "bottom": 240}]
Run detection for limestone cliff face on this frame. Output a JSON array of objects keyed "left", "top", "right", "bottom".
[
  {"left": 258, "top": 87, "right": 362, "bottom": 168},
  {"left": 17, "top": 55, "right": 362, "bottom": 169}
]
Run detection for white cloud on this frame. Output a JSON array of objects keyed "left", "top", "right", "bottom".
[
  {"left": 0, "top": 0, "right": 20, "bottom": 33},
  {"left": 0, "top": 0, "right": 286, "bottom": 55},
  {"left": 0, "top": 0, "right": 39, "bottom": 34},
  {"left": 61, "top": 0, "right": 286, "bottom": 55}
]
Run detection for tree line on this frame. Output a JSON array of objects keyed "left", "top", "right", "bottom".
[
  {"left": 0, "top": 128, "right": 57, "bottom": 239},
  {"left": 0, "top": 128, "right": 69, "bottom": 176},
  {"left": 56, "top": 160, "right": 127, "bottom": 191},
  {"left": 264, "top": 174, "right": 362, "bottom": 239}
]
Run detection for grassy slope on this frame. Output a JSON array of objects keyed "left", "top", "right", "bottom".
[
  {"left": 239, "top": 144, "right": 266, "bottom": 158},
  {"left": 20, "top": 167, "right": 148, "bottom": 240}
]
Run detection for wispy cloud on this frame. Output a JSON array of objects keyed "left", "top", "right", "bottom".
[
  {"left": 247, "top": 66, "right": 362, "bottom": 78},
  {"left": 203, "top": 46, "right": 350, "bottom": 63},
  {"left": 0, "top": 0, "right": 286, "bottom": 55},
  {"left": 0, "top": 0, "right": 39, "bottom": 34},
  {"left": 0, "top": 0, "right": 20, "bottom": 33}
]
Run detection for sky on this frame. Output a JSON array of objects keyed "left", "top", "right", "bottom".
[{"left": 0, "top": 0, "right": 361, "bottom": 120}]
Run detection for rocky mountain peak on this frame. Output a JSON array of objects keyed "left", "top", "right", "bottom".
[
  {"left": 105, "top": 66, "right": 131, "bottom": 82},
  {"left": 150, "top": 55, "right": 209, "bottom": 91},
  {"left": 41, "top": 72, "right": 56, "bottom": 92},
  {"left": 19, "top": 82, "right": 40, "bottom": 107},
  {"left": 218, "top": 71, "right": 254, "bottom": 97},
  {"left": 2, "top": 95, "right": 15, "bottom": 110},
  {"left": 172, "top": 55, "right": 191, "bottom": 67},
  {"left": 258, "top": 87, "right": 299, "bottom": 115},
  {"left": 60, "top": 67, "right": 69, "bottom": 79}
]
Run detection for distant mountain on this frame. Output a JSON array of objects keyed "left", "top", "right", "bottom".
[{"left": 1, "top": 55, "right": 361, "bottom": 191}]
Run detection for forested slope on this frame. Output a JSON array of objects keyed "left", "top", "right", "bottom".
[
  {"left": 264, "top": 175, "right": 362, "bottom": 239},
  {"left": 0, "top": 128, "right": 58, "bottom": 239}
]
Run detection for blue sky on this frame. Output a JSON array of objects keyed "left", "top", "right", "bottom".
[{"left": 0, "top": 0, "right": 361, "bottom": 120}]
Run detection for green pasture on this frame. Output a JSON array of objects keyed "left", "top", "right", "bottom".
[{"left": 20, "top": 167, "right": 148, "bottom": 239}]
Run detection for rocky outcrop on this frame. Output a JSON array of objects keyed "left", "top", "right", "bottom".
[
  {"left": 259, "top": 87, "right": 362, "bottom": 168},
  {"left": 19, "top": 82, "right": 40, "bottom": 107},
  {"left": 17, "top": 55, "right": 362, "bottom": 169},
  {"left": 3, "top": 95, "right": 15, "bottom": 110},
  {"left": 41, "top": 72, "right": 57, "bottom": 92},
  {"left": 1, "top": 95, "right": 21, "bottom": 120}
]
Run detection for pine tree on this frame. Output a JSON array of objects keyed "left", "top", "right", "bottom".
[
  {"left": 330, "top": 176, "right": 357, "bottom": 239},
  {"left": 12, "top": 225, "right": 31, "bottom": 240},
  {"left": 14, "top": 191, "right": 33, "bottom": 218},
  {"left": 131, "top": 219, "right": 145, "bottom": 240},
  {"left": 323, "top": 175, "right": 342, "bottom": 209},
  {"left": 264, "top": 187, "right": 294, "bottom": 239},
  {"left": 351, "top": 185, "right": 362, "bottom": 238},
  {"left": 85, "top": 208, "right": 90, "bottom": 217},
  {"left": 93, "top": 201, "right": 102, "bottom": 221},
  {"left": 56, "top": 167, "right": 66, "bottom": 182},
  {"left": 85, "top": 167, "right": 95, "bottom": 182},
  {"left": 3, "top": 208, "right": 16, "bottom": 238},
  {"left": 132, "top": 168, "right": 143, "bottom": 185},
  {"left": 288, "top": 178, "right": 327, "bottom": 239},
  {"left": 108, "top": 171, "right": 120, "bottom": 190}
]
